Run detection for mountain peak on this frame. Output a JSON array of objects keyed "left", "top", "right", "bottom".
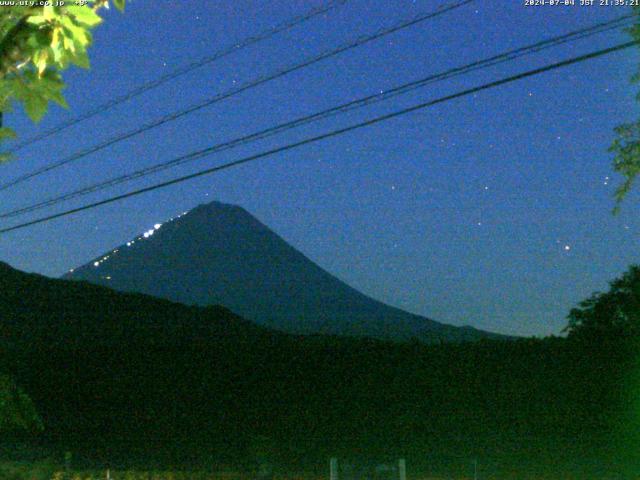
[{"left": 65, "top": 201, "right": 505, "bottom": 342}]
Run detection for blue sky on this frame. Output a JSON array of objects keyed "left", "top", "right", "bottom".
[{"left": 0, "top": 0, "right": 637, "bottom": 336}]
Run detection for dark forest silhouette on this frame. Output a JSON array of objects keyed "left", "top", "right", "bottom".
[{"left": 0, "top": 261, "right": 637, "bottom": 478}]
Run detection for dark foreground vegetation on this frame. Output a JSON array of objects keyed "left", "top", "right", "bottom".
[{"left": 0, "top": 261, "right": 637, "bottom": 479}]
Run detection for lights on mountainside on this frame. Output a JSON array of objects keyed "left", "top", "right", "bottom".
[
  {"left": 172, "top": 209, "right": 191, "bottom": 221},
  {"left": 88, "top": 213, "right": 180, "bottom": 269}
]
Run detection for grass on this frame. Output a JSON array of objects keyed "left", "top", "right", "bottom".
[{"left": 0, "top": 462, "right": 257, "bottom": 480}]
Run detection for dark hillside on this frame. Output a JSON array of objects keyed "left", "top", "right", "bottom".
[{"left": 0, "top": 262, "right": 634, "bottom": 477}]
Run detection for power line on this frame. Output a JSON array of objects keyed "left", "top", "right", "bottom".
[
  {"left": 0, "top": 13, "right": 632, "bottom": 220},
  {"left": 5, "top": 0, "right": 349, "bottom": 154},
  {"left": 0, "top": 0, "right": 475, "bottom": 192},
  {"left": 0, "top": 39, "right": 634, "bottom": 236}
]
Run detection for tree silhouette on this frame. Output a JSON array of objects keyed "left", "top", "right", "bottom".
[
  {"left": 610, "top": 7, "right": 640, "bottom": 211},
  {"left": 565, "top": 265, "right": 640, "bottom": 341},
  {"left": 0, "top": 374, "right": 42, "bottom": 434}
]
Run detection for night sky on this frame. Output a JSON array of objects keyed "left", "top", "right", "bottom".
[{"left": 0, "top": 0, "right": 637, "bottom": 337}]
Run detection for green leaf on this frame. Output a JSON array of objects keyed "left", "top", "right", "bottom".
[
  {"left": 34, "top": 70, "right": 68, "bottom": 108},
  {"left": 33, "top": 49, "right": 49, "bottom": 75},
  {"left": 60, "top": 16, "right": 92, "bottom": 48},
  {"left": 42, "top": 5, "right": 56, "bottom": 21},
  {"left": 65, "top": 5, "right": 103, "bottom": 27},
  {"left": 23, "top": 93, "right": 48, "bottom": 122},
  {"left": 69, "top": 48, "right": 90, "bottom": 69},
  {"left": 26, "top": 15, "right": 47, "bottom": 25},
  {"left": 0, "top": 0, "right": 125, "bottom": 132}
]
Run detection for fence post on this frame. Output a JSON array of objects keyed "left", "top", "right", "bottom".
[
  {"left": 398, "top": 458, "right": 406, "bottom": 480},
  {"left": 330, "top": 458, "right": 339, "bottom": 480}
]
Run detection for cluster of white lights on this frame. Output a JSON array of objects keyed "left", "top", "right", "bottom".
[
  {"left": 93, "top": 254, "right": 111, "bottom": 268},
  {"left": 91, "top": 212, "right": 188, "bottom": 269},
  {"left": 127, "top": 221, "right": 164, "bottom": 243},
  {"left": 167, "top": 209, "right": 190, "bottom": 223}
]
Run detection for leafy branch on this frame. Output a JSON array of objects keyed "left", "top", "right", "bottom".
[
  {"left": 611, "top": 7, "right": 640, "bottom": 213},
  {"left": 0, "top": 0, "right": 127, "bottom": 161}
]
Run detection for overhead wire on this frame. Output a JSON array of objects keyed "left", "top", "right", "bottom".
[
  {"left": 5, "top": 0, "right": 350, "bottom": 154},
  {"left": 0, "top": 39, "right": 634, "bottom": 235},
  {"left": 0, "top": 13, "right": 633, "bottom": 220},
  {"left": 0, "top": 0, "right": 475, "bottom": 192}
]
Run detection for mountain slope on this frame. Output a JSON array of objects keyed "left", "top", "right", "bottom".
[
  {"left": 0, "top": 260, "right": 265, "bottom": 348},
  {"left": 64, "top": 201, "right": 502, "bottom": 342}
]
